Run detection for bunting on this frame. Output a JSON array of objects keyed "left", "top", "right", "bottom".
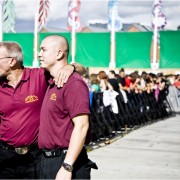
[
  {"left": 108, "top": 0, "right": 122, "bottom": 31},
  {"left": 2, "top": 0, "right": 15, "bottom": 33},
  {"left": 38, "top": 0, "right": 50, "bottom": 32},
  {"left": 67, "top": 0, "right": 82, "bottom": 32},
  {"left": 152, "top": 0, "right": 167, "bottom": 30}
]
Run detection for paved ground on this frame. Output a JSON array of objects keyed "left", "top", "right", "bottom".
[{"left": 88, "top": 110, "right": 180, "bottom": 179}]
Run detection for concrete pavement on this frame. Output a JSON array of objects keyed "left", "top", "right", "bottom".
[{"left": 88, "top": 112, "right": 180, "bottom": 179}]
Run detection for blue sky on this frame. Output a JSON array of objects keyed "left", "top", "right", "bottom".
[{"left": 14, "top": 0, "right": 180, "bottom": 32}]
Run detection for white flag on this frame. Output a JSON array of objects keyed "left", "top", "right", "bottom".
[
  {"left": 152, "top": 0, "right": 167, "bottom": 30},
  {"left": 108, "top": 0, "right": 122, "bottom": 31}
]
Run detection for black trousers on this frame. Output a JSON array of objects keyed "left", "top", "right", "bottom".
[
  {"left": 0, "top": 148, "right": 42, "bottom": 179},
  {"left": 40, "top": 148, "right": 96, "bottom": 179}
]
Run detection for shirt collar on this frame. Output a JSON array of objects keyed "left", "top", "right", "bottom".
[{"left": 48, "top": 77, "right": 54, "bottom": 85}]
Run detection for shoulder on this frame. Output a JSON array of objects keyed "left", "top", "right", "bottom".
[
  {"left": 26, "top": 67, "right": 45, "bottom": 74},
  {"left": 65, "top": 72, "right": 88, "bottom": 90},
  {"left": 67, "top": 72, "right": 85, "bottom": 84},
  {"left": 25, "top": 68, "right": 47, "bottom": 77},
  {"left": 22, "top": 68, "right": 48, "bottom": 83}
]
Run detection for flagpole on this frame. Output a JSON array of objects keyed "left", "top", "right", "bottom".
[
  {"left": 151, "top": 0, "right": 167, "bottom": 70},
  {"left": 109, "top": 10, "right": 115, "bottom": 69},
  {"left": 71, "top": 11, "right": 76, "bottom": 64},
  {"left": 152, "top": 8, "right": 158, "bottom": 66},
  {"left": 108, "top": 0, "right": 121, "bottom": 69},
  {"left": 0, "top": 1, "right": 3, "bottom": 41},
  {"left": 33, "top": 0, "right": 39, "bottom": 67}
]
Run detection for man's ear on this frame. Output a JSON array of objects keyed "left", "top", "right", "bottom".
[
  {"left": 9, "top": 58, "right": 17, "bottom": 67},
  {"left": 57, "top": 49, "right": 64, "bottom": 60}
]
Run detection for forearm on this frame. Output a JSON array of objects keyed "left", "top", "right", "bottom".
[{"left": 63, "top": 117, "right": 89, "bottom": 166}]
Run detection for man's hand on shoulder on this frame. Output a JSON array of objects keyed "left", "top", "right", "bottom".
[
  {"left": 54, "top": 64, "right": 74, "bottom": 88},
  {"left": 54, "top": 63, "right": 86, "bottom": 88}
]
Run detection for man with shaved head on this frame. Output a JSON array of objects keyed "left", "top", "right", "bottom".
[{"left": 38, "top": 35, "right": 97, "bottom": 179}]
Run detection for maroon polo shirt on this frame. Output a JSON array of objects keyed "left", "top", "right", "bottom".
[
  {"left": 38, "top": 72, "right": 90, "bottom": 149},
  {"left": 0, "top": 68, "right": 47, "bottom": 147}
]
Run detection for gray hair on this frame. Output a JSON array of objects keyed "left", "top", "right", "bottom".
[{"left": 0, "top": 41, "right": 24, "bottom": 66}]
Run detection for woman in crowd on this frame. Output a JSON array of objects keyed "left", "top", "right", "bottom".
[{"left": 98, "top": 71, "right": 113, "bottom": 91}]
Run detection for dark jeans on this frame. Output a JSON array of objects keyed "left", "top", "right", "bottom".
[
  {"left": 0, "top": 148, "right": 42, "bottom": 179},
  {"left": 40, "top": 148, "right": 97, "bottom": 179}
]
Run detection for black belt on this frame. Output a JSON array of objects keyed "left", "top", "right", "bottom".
[
  {"left": 0, "top": 141, "right": 39, "bottom": 155},
  {"left": 42, "top": 148, "right": 67, "bottom": 158}
]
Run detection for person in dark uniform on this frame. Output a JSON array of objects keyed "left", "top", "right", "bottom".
[
  {"left": 0, "top": 41, "right": 80, "bottom": 179},
  {"left": 108, "top": 70, "right": 120, "bottom": 93},
  {"left": 38, "top": 35, "right": 97, "bottom": 180},
  {"left": 116, "top": 68, "right": 126, "bottom": 90}
]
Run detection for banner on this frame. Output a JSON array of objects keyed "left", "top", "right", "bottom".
[
  {"left": 67, "top": 0, "right": 82, "bottom": 32},
  {"left": 108, "top": 0, "right": 122, "bottom": 31},
  {"left": 152, "top": 0, "right": 167, "bottom": 30},
  {"left": 160, "top": 31, "right": 180, "bottom": 68},
  {"left": 38, "top": 0, "right": 50, "bottom": 32},
  {"left": 2, "top": 0, "right": 15, "bottom": 33},
  {"left": 116, "top": 32, "right": 152, "bottom": 68}
]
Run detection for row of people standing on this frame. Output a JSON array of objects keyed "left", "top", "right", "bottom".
[
  {"left": 83, "top": 69, "right": 172, "bottom": 142},
  {"left": 84, "top": 69, "right": 170, "bottom": 104}
]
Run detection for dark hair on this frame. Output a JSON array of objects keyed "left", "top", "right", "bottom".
[
  {"left": 119, "top": 68, "right": 124, "bottom": 73},
  {"left": 109, "top": 70, "right": 116, "bottom": 75}
]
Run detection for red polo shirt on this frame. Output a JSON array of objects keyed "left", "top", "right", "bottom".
[
  {"left": 0, "top": 68, "right": 47, "bottom": 147},
  {"left": 38, "top": 72, "right": 90, "bottom": 149}
]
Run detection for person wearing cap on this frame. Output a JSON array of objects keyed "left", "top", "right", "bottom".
[
  {"left": 0, "top": 41, "right": 79, "bottom": 179},
  {"left": 38, "top": 35, "right": 97, "bottom": 180}
]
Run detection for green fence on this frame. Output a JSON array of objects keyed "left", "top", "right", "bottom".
[
  {"left": 116, "top": 32, "right": 152, "bottom": 68},
  {"left": 160, "top": 31, "right": 180, "bottom": 68},
  {"left": 3, "top": 31, "right": 180, "bottom": 68}
]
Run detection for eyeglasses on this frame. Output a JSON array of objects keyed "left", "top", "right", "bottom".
[{"left": 0, "top": 56, "right": 13, "bottom": 60}]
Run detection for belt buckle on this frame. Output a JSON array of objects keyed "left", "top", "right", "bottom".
[
  {"left": 44, "top": 150, "right": 52, "bottom": 157},
  {"left": 15, "top": 146, "right": 28, "bottom": 155}
]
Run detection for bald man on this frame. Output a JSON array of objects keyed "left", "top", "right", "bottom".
[{"left": 38, "top": 35, "right": 97, "bottom": 179}]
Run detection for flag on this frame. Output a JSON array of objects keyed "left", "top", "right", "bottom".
[
  {"left": 2, "top": 0, "right": 15, "bottom": 33},
  {"left": 108, "top": 0, "right": 122, "bottom": 31},
  {"left": 67, "top": 0, "right": 82, "bottom": 32},
  {"left": 38, "top": 0, "right": 50, "bottom": 32},
  {"left": 152, "top": 0, "right": 167, "bottom": 30}
]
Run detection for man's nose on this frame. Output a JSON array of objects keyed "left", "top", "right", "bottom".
[{"left": 38, "top": 51, "right": 41, "bottom": 58}]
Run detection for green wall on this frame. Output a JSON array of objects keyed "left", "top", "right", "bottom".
[
  {"left": 160, "top": 31, "right": 180, "bottom": 68},
  {"left": 116, "top": 32, "right": 152, "bottom": 68},
  {"left": 3, "top": 31, "right": 180, "bottom": 68}
]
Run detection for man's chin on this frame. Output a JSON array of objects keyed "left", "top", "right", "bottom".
[
  {"left": 40, "top": 64, "right": 44, "bottom": 68},
  {"left": 40, "top": 65, "right": 47, "bottom": 70}
]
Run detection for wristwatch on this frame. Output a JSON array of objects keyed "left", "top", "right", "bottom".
[{"left": 62, "top": 162, "right": 73, "bottom": 172}]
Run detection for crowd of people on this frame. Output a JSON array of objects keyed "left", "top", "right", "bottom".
[
  {"left": 84, "top": 69, "right": 178, "bottom": 96},
  {"left": 82, "top": 69, "right": 178, "bottom": 141}
]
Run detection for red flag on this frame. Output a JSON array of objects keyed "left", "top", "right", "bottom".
[
  {"left": 38, "top": 0, "right": 50, "bottom": 32},
  {"left": 67, "top": 0, "right": 82, "bottom": 32}
]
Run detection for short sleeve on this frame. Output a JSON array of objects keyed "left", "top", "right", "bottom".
[{"left": 63, "top": 79, "right": 90, "bottom": 119}]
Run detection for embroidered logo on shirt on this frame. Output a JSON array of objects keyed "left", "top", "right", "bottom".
[
  {"left": 50, "top": 93, "right": 57, "bottom": 101},
  {"left": 25, "top": 95, "right": 38, "bottom": 103}
]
